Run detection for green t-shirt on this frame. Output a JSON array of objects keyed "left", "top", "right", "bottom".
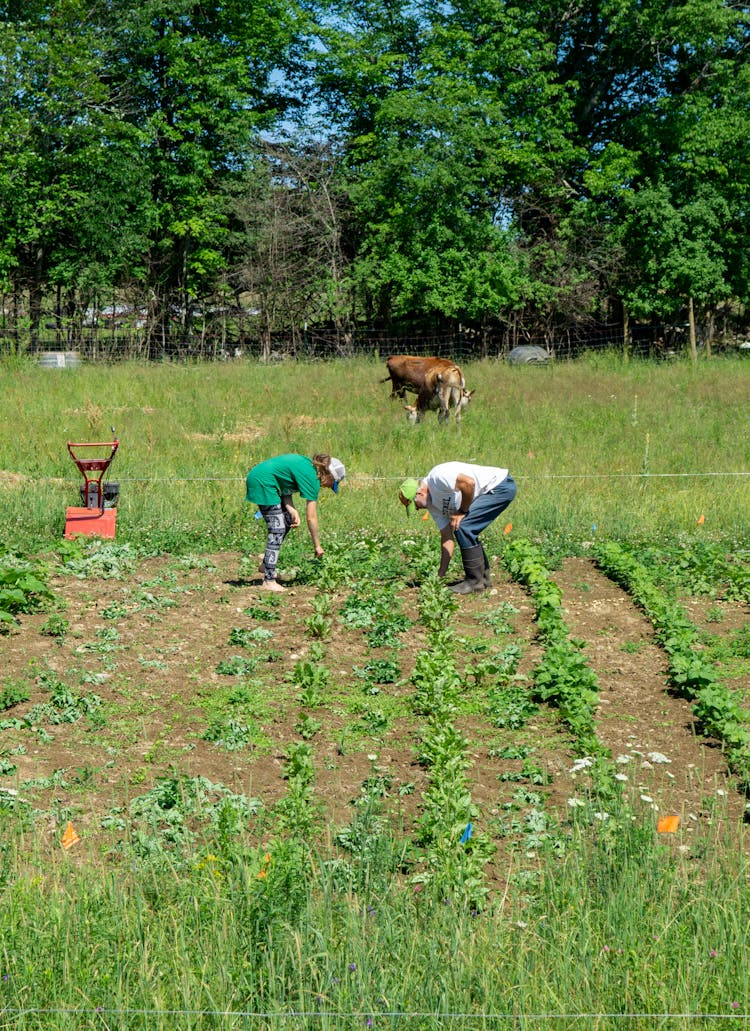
[{"left": 245, "top": 454, "right": 320, "bottom": 506}]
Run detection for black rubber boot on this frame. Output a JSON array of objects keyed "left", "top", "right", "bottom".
[
  {"left": 450, "top": 548, "right": 490, "bottom": 588},
  {"left": 449, "top": 545, "right": 486, "bottom": 594}
]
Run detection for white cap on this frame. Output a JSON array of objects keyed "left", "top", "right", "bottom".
[{"left": 328, "top": 457, "right": 346, "bottom": 492}]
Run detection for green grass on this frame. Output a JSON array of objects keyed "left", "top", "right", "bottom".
[
  {"left": 0, "top": 812, "right": 748, "bottom": 1029},
  {"left": 2, "top": 352, "right": 750, "bottom": 1027},
  {"left": 2, "top": 352, "right": 749, "bottom": 553}
]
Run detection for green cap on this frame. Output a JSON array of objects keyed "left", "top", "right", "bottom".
[{"left": 398, "top": 478, "right": 420, "bottom": 516}]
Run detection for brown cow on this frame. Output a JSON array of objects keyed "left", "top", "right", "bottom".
[
  {"left": 405, "top": 368, "right": 475, "bottom": 426},
  {"left": 405, "top": 387, "right": 474, "bottom": 426},
  {"left": 381, "top": 353, "right": 473, "bottom": 424},
  {"left": 380, "top": 354, "right": 461, "bottom": 400}
]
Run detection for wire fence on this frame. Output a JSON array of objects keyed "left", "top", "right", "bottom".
[
  {"left": 7, "top": 318, "right": 734, "bottom": 364},
  {"left": 40, "top": 471, "right": 750, "bottom": 487}
]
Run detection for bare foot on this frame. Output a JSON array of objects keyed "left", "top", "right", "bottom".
[{"left": 261, "top": 580, "right": 285, "bottom": 593}]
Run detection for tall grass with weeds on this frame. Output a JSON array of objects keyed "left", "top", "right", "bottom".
[
  {"left": 2, "top": 353, "right": 749, "bottom": 553},
  {"left": 1, "top": 805, "right": 748, "bottom": 1028}
]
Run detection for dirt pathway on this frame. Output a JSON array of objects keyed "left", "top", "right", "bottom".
[{"left": 551, "top": 557, "right": 748, "bottom": 846}]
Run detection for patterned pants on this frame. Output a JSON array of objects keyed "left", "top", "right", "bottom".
[{"left": 259, "top": 504, "right": 294, "bottom": 581}]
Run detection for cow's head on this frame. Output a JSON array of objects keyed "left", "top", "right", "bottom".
[{"left": 404, "top": 404, "right": 421, "bottom": 424}]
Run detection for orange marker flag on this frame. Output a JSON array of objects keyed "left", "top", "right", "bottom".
[
  {"left": 422, "top": 511, "right": 429, "bottom": 520},
  {"left": 504, "top": 523, "right": 513, "bottom": 535},
  {"left": 61, "top": 821, "right": 81, "bottom": 850},
  {"left": 696, "top": 514, "right": 705, "bottom": 525},
  {"left": 657, "top": 815, "right": 680, "bottom": 834}
]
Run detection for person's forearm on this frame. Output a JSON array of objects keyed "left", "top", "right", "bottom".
[
  {"left": 305, "top": 501, "right": 323, "bottom": 553},
  {"left": 307, "top": 518, "right": 321, "bottom": 549},
  {"left": 438, "top": 538, "right": 454, "bottom": 576},
  {"left": 454, "top": 474, "right": 475, "bottom": 513},
  {"left": 282, "top": 494, "right": 300, "bottom": 527}
]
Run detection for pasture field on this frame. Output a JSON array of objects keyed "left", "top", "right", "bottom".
[
  {"left": 1, "top": 352, "right": 750, "bottom": 549},
  {"left": 1, "top": 354, "right": 749, "bottom": 1028}
]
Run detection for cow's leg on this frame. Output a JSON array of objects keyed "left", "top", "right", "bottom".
[
  {"left": 449, "top": 386, "right": 462, "bottom": 426},
  {"left": 436, "top": 389, "right": 450, "bottom": 424},
  {"left": 413, "top": 387, "right": 433, "bottom": 423}
]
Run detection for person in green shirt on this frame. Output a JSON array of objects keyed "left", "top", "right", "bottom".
[{"left": 246, "top": 453, "right": 346, "bottom": 592}]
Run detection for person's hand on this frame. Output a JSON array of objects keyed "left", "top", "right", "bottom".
[
  {"left": 449, "top": 513, "right": 465, "bottom": 532},
  {"left": 286, "top": 506, "right": 301, "bottom": 528},
  {"left": 313, "top": 545, "right": 324, "bottom": 558}
]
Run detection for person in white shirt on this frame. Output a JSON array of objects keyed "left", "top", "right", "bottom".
[{"left": 398, "top": 461, "right": 516, "bottom": 593}]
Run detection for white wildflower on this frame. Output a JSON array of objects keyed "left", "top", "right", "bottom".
[
  {"left": 616, "top": 754, "right": 631, "bottom": 764},
  {"left": 567, "top": 797, "right": 585, "bottom": 808},
  {"left": 570, "top": 757, "right": 593, "bottom": 774},
  {"left": 647, "top": 752, "right": 671, "bottom": 764},
  {"left": 615, "top": 773, "right": 629, "bottom": 782}
]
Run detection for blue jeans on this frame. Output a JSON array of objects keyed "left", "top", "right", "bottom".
[{"left": 455, "top": 475, "right": 517, "bottom": 549}]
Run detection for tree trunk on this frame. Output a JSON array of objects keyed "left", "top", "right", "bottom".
[
  {"left": 261, "top": 311, "right": 271, "bottom": 361},
  {"left": 29, "top": 246, "right": 45, "bottom": 350},
  {"left": 688, "top": 296, "right": 698, "bottom": 364},
  {"left": 705, "top": 309, "right": 714, "bottom": 357}
]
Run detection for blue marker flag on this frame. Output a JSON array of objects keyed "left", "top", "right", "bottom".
[
  {"left": 460, "top": 822, "right": 473, "bottom": 844},
  {"left": 254, "top": 510, "right": 263, "bottom": 520}
]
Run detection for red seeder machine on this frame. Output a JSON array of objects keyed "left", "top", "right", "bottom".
[{"left": 64, "top": 438, "right": 120, "bottom": 539}]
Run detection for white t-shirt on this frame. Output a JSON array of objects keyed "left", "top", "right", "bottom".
[{"left": 424, "top": 462, "right": 509, "bottom": 530}]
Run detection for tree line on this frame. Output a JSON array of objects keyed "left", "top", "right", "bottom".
[{"left": 1, "top": 0, "right": 749, "bottom": 359}]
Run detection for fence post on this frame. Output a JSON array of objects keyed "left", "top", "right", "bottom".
[{"left": 623, "top": 306, "right": 630, "bottom": 359}]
